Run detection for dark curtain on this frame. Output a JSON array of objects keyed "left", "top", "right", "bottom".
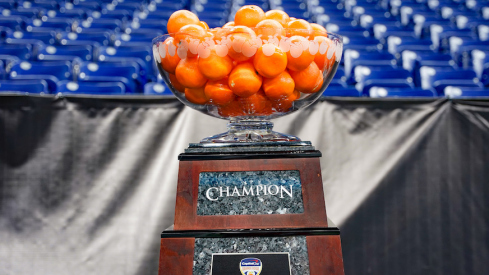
[{"left": 0, "top": 95, "right": 488, "bottom": 274}]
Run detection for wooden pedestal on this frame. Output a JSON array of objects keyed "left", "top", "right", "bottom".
[
  {"left": 158, "top": 144, "right": 345, "bottom": 275},
  {"left": 159, "top": 227, "right": 345, "bottom": 275}
]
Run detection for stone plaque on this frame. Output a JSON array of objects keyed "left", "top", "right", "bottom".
[
  {"left": 197, "top": 170, "right": 305, "bottom": 216},
  {"left": 193, "top": 236, "right": 310, "bottom": 275}
]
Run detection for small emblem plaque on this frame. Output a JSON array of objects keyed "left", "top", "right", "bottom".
[{"left": 210, "top": 253, "right": 291, "bottom": 275}]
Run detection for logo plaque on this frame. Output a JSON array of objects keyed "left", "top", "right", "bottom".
[{"left": 210, "top": 253, "right": 291, "bottom": 275}]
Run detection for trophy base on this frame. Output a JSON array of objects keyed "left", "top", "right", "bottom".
[
  {"left": 200, "top": 120, "right": 300, "bottom": 143},
  {"left": 158, "top": 223, "right": 345, "bottom": 275}
]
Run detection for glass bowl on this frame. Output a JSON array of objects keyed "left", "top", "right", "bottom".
[{"left": 152, "top": 27, "right": 343, "bottom": 143}]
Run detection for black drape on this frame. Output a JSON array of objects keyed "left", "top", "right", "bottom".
[{"left": 0, "top": 95, "right": 488, "bottom": 274}]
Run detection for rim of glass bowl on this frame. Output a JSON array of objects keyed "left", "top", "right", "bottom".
[
  {"left": 152, "top": 28, "right": 343, "bottom": 44},
  {"left": 152, "top": 29, "right": 343, "bottom": 121}
]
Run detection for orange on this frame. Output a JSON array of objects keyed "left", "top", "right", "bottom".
[
  {"left": 311, "top": 23, "right": 327, "bottom": 36},
  {"left": 185, "top": 87, "right": 207, "bottom": 105},
  {"left": 169, "top": 73, "right": 185, "bottom": 93},
  {"left": 175, "top": 57, "right": 208, "bottom": 88},
  {"left": 174, "top": 24, "right": 206, "bottom": 58},
  {"left": 228, "top": 62, "right": 263, "bottom": 97},
  {"left": 204, "top": 78, "right": 235, "bottom": 106},
  {"left": 167, "top": 10, "right": 200, "bottom": 34},
  {"left": 265, "top": 10, "right": 290, "bottom": 27},
  {"left": 262, "top": 70, "right": 295, "bottom": 101},
  {"left": 313, "top": 36, "right": 336, "bottom": 71},
  {"left": 238, "top": 90, "right": 269, "bottom": 115},
  {"left": 253, "top": 43, "right": 287, "bottom": 78},
  {"left": 289, "top": 62, "right": 324, "bottom": 93},
  {"left": 223, "top": 21, "right": 235, "bottom": 28},
  {"left": 160, "top": 37, "right": 181, "bottom": 74},
  {"left": 286, "top": 36, "right": 314, "bottom": 71},
  {"left": 212, "top": 27, "right": 231, "bottom": 43},
  {"left": 286, "top": 19, "right": 312, "bottom": 37},
  {"left": 198, "top": 48, "right": 233, "bottom": 80},
  {"left": 218, "top": 98, "right": 245, "bottom": 117},
  {"left": 255, "top": 19, "right": 285, "bottom": 39},
  {"left": 234, "top": 5, "right": 265, "bottom": 28},
  {"left": 198, "top": 21, "right": 209, "bottom": 30},
  {"left": 272, "top": 89, "right": 300, "bottom": 112},
  {"left": 227, "top": 26, "right": 258, "bottom": 62}
]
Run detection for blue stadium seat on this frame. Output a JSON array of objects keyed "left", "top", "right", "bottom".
[
  {"left": 449, "top": 36, "right": 489, "bottom": 65},
  {"left": 0, "top": 79, "right": 48, "bottom": 93},
  {"left": 359, "top": 13, "right": 398, "bottom": 30},
  {"left": 0, "top": 0, "right": 15, "bottom": 9},
  {"left": 436, "top": 27, "right": 475, "bottom": 51},
  {"left": 47, "top": 8, "right": 87, "bottom": 19},
  {"left": 373, "top": 24, "right": 415, "bottom": 40},
  {"left": 76, "top": 19, "right": 123, "bottom": 32},
  {"left": 326, "top": 22, "right": 371, "bottom": 38},
  {"left": 144, "top": 82, "right": 173, "bottom": 95},
  {"left": 65, "top": 1, "right": 101, "bottom": 11},
  {"left": 0, "top": 44, "right": 32, "bottom": 59},
  {"left": 3, "top": 38, "right": 45, "bottom": 52},
  {"left": 396, "top": 2, "right": 429, "bottom": 22},
  {"left": 0, "top": 60, "right": 5, "bottom": 78},
  {"left": 111, "top": 2, "right": 143, "bottom": 13},
  {"left": 387, "top": 36, "right": 434, "bottom": 54},
  {"left": 0, "top": 54, "right": 20, "bottom": 68},
  {"left": 36, "top": 44, "right": 92, "bottom": 62},
  {"left": 76, "top": 61, "right": 140, "bottom": 93},
  {"left": 354, "top": 66, "right": 414, "bottom": 94},
  {"left": 0, "top": 16, "right": 26, "bottom": 30},
  {"left": 92, "top": 10, "right": 132, "bottom": 21},
  {"left": 4, "top": 7, "right": 44, "bottom": 19},
  {"left": 6, "top": 29, "right": 56, "bottom": 44},
  {"left": 478, "top": 23, "right": 489, "bottom": 41},
  {"left": 471, "top": 49, "right": 489, "bottom": 86},
  {"left": 316, "top": 13, "right": 354, "bottom": 26},
  {"left": 97, "top": 45, "right": 152, "bottom": 82},
  {"left": 444, "top": 86, "right": 489, "bottom": 97},
  {"left": 59, "top": 29, "right": 112, "bottom": 46},
  {"left": 438, "top": 6, "right": 479, "bottom": 21},
  {"left": 344, "top": 50, "right": 398, "bottom": 78},
  {"left": 402, "top": 51, "right": 456, "bottom": 86},
  {"left": 368, "top": 86, "right": 436, "bottom": 97},
  {"left": 342, "top": 36, "right": 383, "bottom": 51},
  {"left": 114, "top": 32, "right": 157, "bottom": 47},
  {"left": 420, "top": 66, "right": 483, "bottom": 95},
  {"left": 9, "top": 61, "right": 71, "bottom": 92},
  {"left": 57, "top": 80, "right": 125, "bottom": 94},
  {"left": 455, "top": 15, "right": 489, "bottom": 29},
  {"left": 127, "top": 19, "right": 167, "bottom": 33},
  {"left": 322, "top": 87, "right": 362, "bottom": 97},
  {"left": 26, "top": 18, "right": 74, "bottom": 31},
  {"left": 20, "top": 0, "right": 59, "bottom": 10}
]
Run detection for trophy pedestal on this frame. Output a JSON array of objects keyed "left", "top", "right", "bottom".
[{"left": 158, "top": 142, "right": 345, "bottom": 275}]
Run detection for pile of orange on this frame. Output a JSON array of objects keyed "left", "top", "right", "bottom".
[{"left": 158, "top": 6, "right": 336, "bottom": 117}]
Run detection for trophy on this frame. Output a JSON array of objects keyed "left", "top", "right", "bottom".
[{"left": 153, "top": 8, "right": 344, "bottom": 275}]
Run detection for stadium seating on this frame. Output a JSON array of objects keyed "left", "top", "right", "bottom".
[
  {"left": 57, "top": 81, "right": 125, "bottom": 94},
  {"left": 144, "top": 82, "right": 173, "bottom": 95},
  {"left": 0, "top": 0, "right": 486, "bottom": 97},
  {"left": 76, "top": 61, "right": 140, "bottom": 93},
  {"left": 368, "top": 87, "right": 436, "bottom": 97},
  {"left": 420, "top": 66, "right": 483, "bottom": 96},
  {"left": 9, "top": 61, "right": 71, "bottom": 92},
  {"left": 444, "top": 86, "right": 489, "bottom": 97},
  {"left": 0, "top": 79, "right": 48, "bottom": 93}
]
